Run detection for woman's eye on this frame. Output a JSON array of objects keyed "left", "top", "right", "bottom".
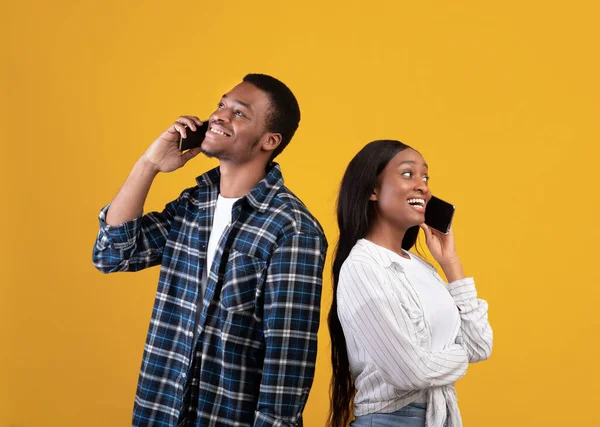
[
  {"left": 423, "top": 176, "right": 430, "bottom": 183},
  {"left": 402, "top": 171, "right": 412, "bottom": 178}
]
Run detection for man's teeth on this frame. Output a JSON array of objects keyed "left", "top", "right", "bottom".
[
  {"left": 408, "top": 198, "right": 425, "bottom": 206},
  {"left": 210, "top": 127, "right": 229, "bottom": 137}
]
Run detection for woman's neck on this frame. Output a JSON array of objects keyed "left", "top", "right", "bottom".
[{"left": 365, "top": 219, "right": 410, "bottom": 258}]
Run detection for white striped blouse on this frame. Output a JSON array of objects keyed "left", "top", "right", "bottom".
[{"left": 337, "top": 239, "right": 493, "bottom": 427}]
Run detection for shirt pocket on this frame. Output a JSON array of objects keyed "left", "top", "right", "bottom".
[
  {"left": 401, "top": 303, "right": 429, "bottom": 347},
  {"left": 220, "top": 249, "right": 267, "bottom": 313},
  {"left": 391, "top": 269, "right": 429, "bottom": 346}
]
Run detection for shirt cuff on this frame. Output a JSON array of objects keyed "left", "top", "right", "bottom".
[
  {"left": 447, "top": 277, "right": 477, "bottom": 304},
  {"left": 96, "top": 204, "right": 142, "bottom": 251}
]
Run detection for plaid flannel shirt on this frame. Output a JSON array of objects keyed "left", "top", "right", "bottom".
[{"left": 93, "top": 163, "right": 327, "bottom": 427}]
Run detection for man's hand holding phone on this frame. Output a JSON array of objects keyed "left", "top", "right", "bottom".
[{"left": 142, "top": 116, "right": 204, "bottom": 174}]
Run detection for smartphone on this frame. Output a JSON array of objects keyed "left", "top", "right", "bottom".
[
  {"left": 179, "top": 120, "right": 209, "bottom": 152},
  {"left": 425, "top": 195, "right": 455, "bottom": 234}
]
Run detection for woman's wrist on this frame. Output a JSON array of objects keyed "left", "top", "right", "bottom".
[{"left": 439, "top": 257, "right": 465, "bottom": 283}]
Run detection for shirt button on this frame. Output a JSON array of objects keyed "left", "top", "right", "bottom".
[{"left": 182, "top": 373, "right": 187, "bottom": 379}]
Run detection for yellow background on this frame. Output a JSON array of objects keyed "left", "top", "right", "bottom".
[{"left": 2, "top": 1, "right": 599, "bottom": 426}]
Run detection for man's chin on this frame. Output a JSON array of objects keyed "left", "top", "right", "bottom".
[
  {"left": 200, "top": 144, "right": 223, "bottom": 159},
  {"left": 200, "top": 149, "right": 217, "bottom": 159}
]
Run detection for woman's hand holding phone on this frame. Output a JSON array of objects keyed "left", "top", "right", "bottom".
[{"left": 419, "top": 224, "right": 465, "bottom": 282}]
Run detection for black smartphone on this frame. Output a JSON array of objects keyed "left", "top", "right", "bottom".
[
  {"left": 179, "top": 120, "right": 209, "bottom": 152},
  {"left": 425, "top": 195, "right": 456, "bottom": 234}
]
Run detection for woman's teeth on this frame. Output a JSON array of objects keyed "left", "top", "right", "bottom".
[{"left": 408, "top": 198, "right": 425, "bottom": 207}]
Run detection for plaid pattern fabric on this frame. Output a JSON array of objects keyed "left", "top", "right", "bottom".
[{"left": 93, "top": 163, "right": 327, "bottom": 427}]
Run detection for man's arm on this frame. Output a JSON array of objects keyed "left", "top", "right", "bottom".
[
  {"left": 254, "top": 233, "right": 327, "bottom": 427},
  {"left": 105, "top": 116, "right": 203, "bottom": 225},
  {"left": 104, "top": 157, "right": 158, "bottom": 226},
  {"left": 93, "top": 195, "right": 182, "bottom": 273},
  {"left": 92, "top": 116, "right": 203, "bottom": 273}
]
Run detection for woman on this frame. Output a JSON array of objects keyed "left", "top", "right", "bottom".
[{"left": 328, "top": 140, "right": 493, "bottom": 427}]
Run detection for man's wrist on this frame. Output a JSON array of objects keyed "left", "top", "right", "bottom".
[{"left": 136, "top": 156, "right": 160, "bottom": 177}]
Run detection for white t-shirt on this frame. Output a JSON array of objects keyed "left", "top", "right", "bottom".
[
  {"left": 193, "top": 195, "right": 240, "bottom": 343},
  {"left": 383, "top": 247, "right": 460, "bottom": 405},
  {"left": 383, "top": 247, "right": 460, "bottom": 352},
  {"left": 202, "top": 195, "right": 240, "bottom": 296}
]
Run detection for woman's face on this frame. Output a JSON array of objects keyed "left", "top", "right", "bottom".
[{"left": 371, "top": 148, "right": 432, "bottom": 231}]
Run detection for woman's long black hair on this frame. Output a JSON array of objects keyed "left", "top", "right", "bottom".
[{"left": 327, "top": 140, "right": 419, "bottom": 427}]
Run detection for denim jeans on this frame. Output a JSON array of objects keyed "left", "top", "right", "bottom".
[{"left": 350, "top": 403, "right": 427, "bottom": 427}]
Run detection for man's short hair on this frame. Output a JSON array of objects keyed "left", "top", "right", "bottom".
[{"left": 243, "top": 74, "right": 301, "bottom": 160}]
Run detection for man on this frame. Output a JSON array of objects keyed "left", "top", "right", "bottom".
[{"left": 93, "top": 74, "right": 327, "bottom": 427}]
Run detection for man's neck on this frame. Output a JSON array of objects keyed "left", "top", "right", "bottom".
[{"left": 218, "top": 160, "right": 268, "bottom": 198}]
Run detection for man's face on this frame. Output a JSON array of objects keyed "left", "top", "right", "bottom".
[{"left": 201, "top": 82, "right": 273, "bottom": 163}]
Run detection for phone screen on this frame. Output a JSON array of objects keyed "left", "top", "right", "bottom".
[
  {"left": 425, "top": 195, "right": 455, "bottom": 234},
  {"left": 179, "top": 120, "right": 209, "bottom": 152}
]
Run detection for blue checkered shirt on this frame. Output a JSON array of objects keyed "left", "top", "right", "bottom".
[{"left": 93, "top": 163, "right": 327, "bottom": 427}]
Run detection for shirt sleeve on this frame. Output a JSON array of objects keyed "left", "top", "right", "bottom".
[
  {"left": 449, "top": 277, "right": 493, "bottom": 363},
  {"left": 92, "top": 194, "right": 182, "bottom": 274},
  {"left": 254, "top": 233, "right": 327, "bottom": 427},
  {"left": 337, "top": 260, "right": 469, "bottom": 391}
]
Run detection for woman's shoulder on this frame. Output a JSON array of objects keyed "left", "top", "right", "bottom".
[
  {"left": 344, "top": 239, "right": 385, "bottom": 266},
  {"left": 339, "top": 239, "right": 390, "bottom": 280}
]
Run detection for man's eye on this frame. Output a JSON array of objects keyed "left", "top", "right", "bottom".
[
  {"left": 218, "top": 102, "right": 224, "bottom": 109},
  {"left": 234, "top": 110, "right": 245, "bottom": 117}
]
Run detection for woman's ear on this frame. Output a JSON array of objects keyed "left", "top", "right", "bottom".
[{"left": 369, "top": 189, "right": 378, "bottom": 201}]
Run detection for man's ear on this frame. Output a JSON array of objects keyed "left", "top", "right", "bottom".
[{"left": 261, "top": 132, "right": 282, "bottom": 154}]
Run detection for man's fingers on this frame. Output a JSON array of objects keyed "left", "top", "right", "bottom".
[
  {"left": 173, "top": 122, "right": 187, "bottom": 139},
  {"left": 182, "top": 147, "right": 201, "bottom": 164},
  {"left": 176, "top": 116, "right": 199, "bottom": 132}
]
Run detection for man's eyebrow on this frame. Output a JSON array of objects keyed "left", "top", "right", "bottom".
[{"left": 222, "top": 94, "right": 252, "bottom": 110}]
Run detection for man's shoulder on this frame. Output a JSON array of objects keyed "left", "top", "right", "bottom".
[
  {"left": 174, "top": 184, "right": 203, "bottom": 206},
  {"left": 266, "top": 185, "right": 325, "bottom": 240}
]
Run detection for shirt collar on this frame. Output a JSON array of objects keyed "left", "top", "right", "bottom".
[
  {"left": 357, "top": 238, "right": 437, "bottom": 273},
  {"left": 357, "top": 239, "right": 406, "bottom": 270},
  {"left": 196, "top": 162, "right": 284, "bottom": 213}
]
